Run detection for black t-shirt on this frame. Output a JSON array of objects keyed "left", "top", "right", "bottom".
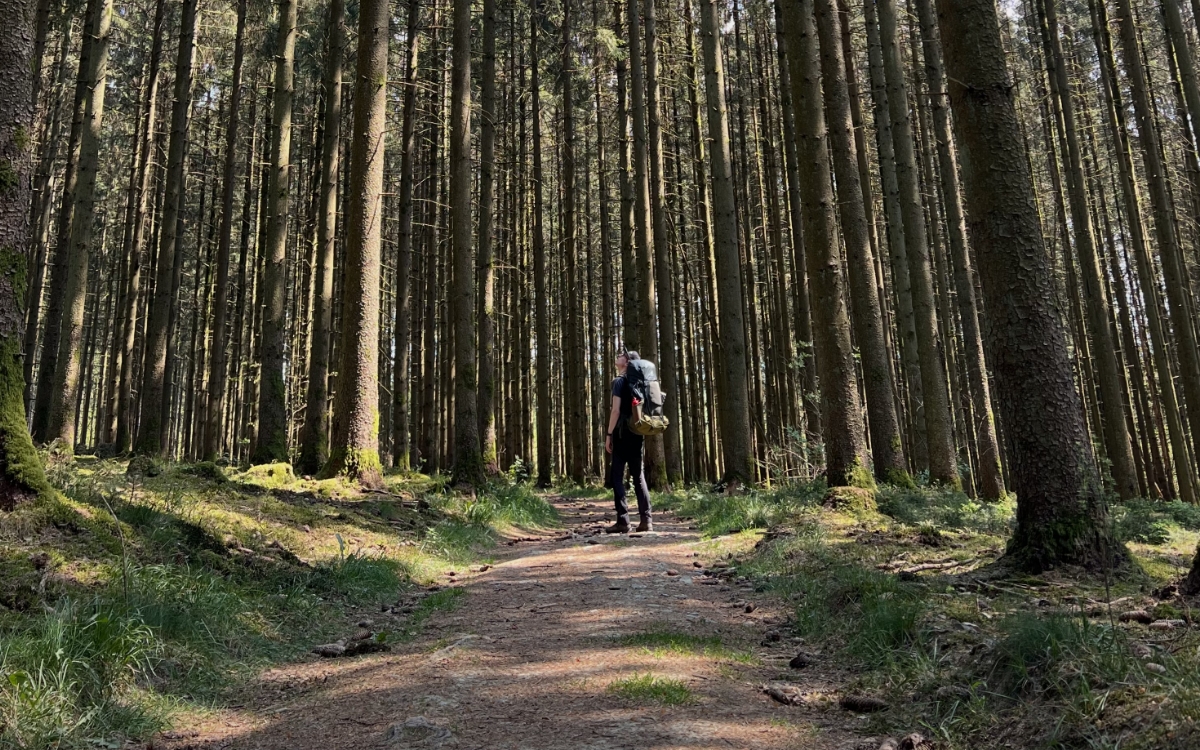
[
  {"left": 611, "top": 375, "right": 641, "bottom": 441},
  {"left": 612, "top": 376, "right": 633, "bottom": 418}
]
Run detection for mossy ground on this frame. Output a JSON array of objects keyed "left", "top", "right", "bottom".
[
  {"left": 0, "top": 457, "right": 557, "bottom": 749},
  {"left": 661, "top": 480, "right": 1200, "bottom": 749}
]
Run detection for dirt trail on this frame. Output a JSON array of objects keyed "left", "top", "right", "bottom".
[{"left": 162, "top": 495, "right": 865, "bottom": 750}]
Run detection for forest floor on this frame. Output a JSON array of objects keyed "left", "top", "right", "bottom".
[
  {"left": 4, "top": 459, "right": 1200, "bottom": 749},
  {"left": 154, "top": 493, "right": 869, "bottom": 750}
]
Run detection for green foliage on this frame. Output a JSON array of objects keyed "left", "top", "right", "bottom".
[
  {"left": 238, "top": 462, "right": 295, "bottom": 488},
  {"left": 606, "top": 674, "right": 696, "bottom": 706},
  {"left": 177, "top": 461, "right": 227, "bottom": 483},
  {"left": 990, "top": 614, "right": 1133, "bottom": 697},
  {"left": 0, "top": 601, "right": 164, "bottom": 749},
  {"left": 655, "top": 481, "right": 825, "bottom": 537},
  {"left": 876, "top": 484, "right": 1014, "bottom": 535},
  {"left": 615, "top": 629, "right": 755, "bottom": 663},
  {"left": 1111, "top": 499, "right": 1200, "bottom": 544},
  {"left": 786, "top": 560, "right": 927, "bottom": 666}
]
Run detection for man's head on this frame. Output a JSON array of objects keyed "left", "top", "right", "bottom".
[{"left": 615, "top": 348, "right": 640, "bottom": 373}]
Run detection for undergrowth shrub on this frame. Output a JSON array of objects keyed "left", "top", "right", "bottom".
[
  {"left": 657, "top": 481, "right": 824, "bottom": 537},
  {"left": 989, "top": 613, "right": 1134, "bottom": 697},
  {"left": 790, "top": 560, "right": 927, "bottom": 666},
  {"left": 0, "top": 599, "right": 163, "bottom": 749},
  {"left": 1111, "top": 499, "right": 1200, "bottom": 544},
  {"left": 876, "top": 484, "right": 1014, "bottom": 535}
]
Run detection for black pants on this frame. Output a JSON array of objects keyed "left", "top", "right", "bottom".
[{"left": 611, "top": 436, "right": 651, "bottom": 523}]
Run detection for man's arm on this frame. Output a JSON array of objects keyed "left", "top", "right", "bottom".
[{"left": 605, "top": 395, "right": 621, "bottom": 453}]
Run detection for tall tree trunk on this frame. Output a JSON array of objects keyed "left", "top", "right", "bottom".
[
  {"left": 698, "top": 0, "right": 753, "bottom": 485},
  {"left": 0, "top": 0, "right": 54, "bottom": 509},
  {"left": 814, "top": 0, "right": 905, "bottom": 484},
  {"left": 392, "top": 0, "right": 421, "bottom": 471},
  {"left": 1036, "top": 0, "right": 1137, "bottom": 500},
  {"left": 936, "top": 0, "right": 1123, "bottom": 571},
  {"left": 912, "top": 0, "right": 1005, "bottom": 499},
  {"left": 532, "top": 0, "right": 552, "bottom": 487},
  {"left": 297, "top": 0, "right": 344, "bottom": 475},
  {"left": 46, "top": 0, "right": 112, "bottom": 449},
  {"left": 643, "top": 0, "right": 681, "bottom": 487},
  {"left": 862, "top": 0, "right": 923, "bottom": 471},
  {"left": 31, "top": 0, "right": 97, "bottom": 442},
  {"left": 1112, "top": 0, "right": 1200, "bottom": 474},
  {"left": 322, "top": 0, "right": 388, "bottom": 486},
  {"left": 203, "top": 0, "right": 248, "bottom": 461},
  {"left": 135, "top": 0, "right": 197, "bottom": 456},
  {"left": 561, "top": 0, "right": 585, "bottom": 483},
  {"left": 876, "top": 0, "right": 957, "bottom": 487},
  {"left": 780, "top": 0, "right": 870, "bottom": 487},
  {"left": 253, "top": 0, "right": 298, "bottom": 464},
  {"left": 774, "top": 0, "right": 819, "bottom": 442},
  {"left": 449, "top": 0, "right": 481, "bottom": 486},
  {"left": 477, "top": 0, "right": 498, "bottom": 474},
  {"left": 114, "top": 0, "right": 165, "bottom": 454}
]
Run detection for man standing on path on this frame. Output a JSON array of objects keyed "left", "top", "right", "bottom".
[{"left": 606, "top": 350, "right": 653, "bottom": 533}]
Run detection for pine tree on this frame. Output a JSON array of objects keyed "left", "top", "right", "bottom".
[
  {"left": 322, "top": 0, "right": 389, "bottom": 486},
  {"left": 936, "top": 0, "right": 1123, "bottom": 571}
]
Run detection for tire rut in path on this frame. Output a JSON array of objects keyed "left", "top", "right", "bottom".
[{"left": 161, "top": 494, "right": 863, "bottom": 750}]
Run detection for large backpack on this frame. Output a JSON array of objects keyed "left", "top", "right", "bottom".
[{"left": 624, "top": 359, "right": 670, "bottom": 437}]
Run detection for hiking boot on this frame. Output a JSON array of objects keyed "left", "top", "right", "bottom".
[
  {"left": 605, "top": 520, "right": 630, "bottom": 534},
  {"left": 635, "top": 516, "right": 653, "bottom": 533}
]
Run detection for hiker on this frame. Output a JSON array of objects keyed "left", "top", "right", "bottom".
[{"left": 605, "top": 350, "right": 653, "bottom": 533}]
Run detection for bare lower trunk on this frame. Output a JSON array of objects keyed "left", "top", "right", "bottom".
[
  {"left": 297, "top": 0, "right": 344, "bottom": 475},
  {"left": 0, "top": 0, "right": 53, "bottom": 508},
  {"left": 322, "top": 0, "right": 388, "bottom": 487},
  {"left": 252, "top": 0, "right": 297, "bottom": 464},
  {"left": 135, "top": 0, "right": 197, "bottom": 456},
  {"left": 780, "top": 0, "right": 870, "bottom": 487},
  {"left": 936, "top": 0, "right": 1123, "bottom": 571}
]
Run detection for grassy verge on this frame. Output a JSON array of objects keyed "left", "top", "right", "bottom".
[
  {"left": 607, "top": 674, "right": 696, "bottom": 706},
  {"left": 0, "top": 458, "right": 555, "bottom": 749},
  {"left": 668, "top": 481, "right": 1200, "bottom": 750}
]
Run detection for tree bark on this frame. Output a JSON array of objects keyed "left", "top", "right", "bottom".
[
  {"left": 45, "top": 0, "right": 112, "bottom": 449},
  {"left": 936, "top": 0, "right": 1123, "bottom": 571},
  {"left": 203, "top": 0, "right": 248, "bottom": 461},
  {"left": 643, "top": 0, "right": 681, "bottom": 487},
  {"left": 912, "top": 0, "right": 1005, "bottom": 499},
  {"left": 1035, "top": 0, "right": 1137, "bottom": 500},
  {"left": 297, "top": 0, "right": 344, "bottom": 475},
  {"left": 477, "top": 0, "right": 499, "bottom": 474},
  {"left": 0, "top": 0, "right": 54, "bottom": 509},
  {"left": 449, "top": 0, "right": 481, "bottom": 487},
  {"left": 252, "top": 0, "right": 298, "bottom": 464},
  {"left": 814, "top": 0, "right": 905, "bottom": 484},
  {"left": 135, "top": 0, "right": 197, "bottom": 456},
  {"left": 876, "top": 0, "right": 957, "bottom": 487},
  {"left": 322, "top": 0, "right": 388, "bottom": 486},
  {"left": 532, "top": 0, "right": 552, "bottom": 487},
  {"left": 780, "top": 0, "right": 870, "bottom": 487},
  {"left": 697, "top": 0, "right": 753, "bottom": 485},
  {"left": 392, "top": 0, "right": 421, "bottom": 471}
]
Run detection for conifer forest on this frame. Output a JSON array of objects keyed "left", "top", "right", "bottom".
[{"left": 6, "top": 0, "right": 1200, "bottom": 746}]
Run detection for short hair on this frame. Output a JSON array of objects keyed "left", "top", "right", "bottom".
[{"left": 626, "top": 350, "right": 640, "bottom": 361}]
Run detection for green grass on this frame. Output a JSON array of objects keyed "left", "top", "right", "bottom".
[
  {"left": 0, "top": 460, "right": 549, "bottom": 750},
  {"left": 398, "top": 588, "right": 466, "bottom": 639},
  {"left": 615, "top": 629, "right": 757, "bottom": 663},
  {"left": 694, "top": 479, "right": 1200, "bottom": 750},
  {"left": 606, "top": 674, "right": 696, "bottom": 705},
  {"left": 656, "top": 481, "right": 825, "bottom": 537},
  {"left": 875, "top": 484, "right": 1014, "bottom": 535}
]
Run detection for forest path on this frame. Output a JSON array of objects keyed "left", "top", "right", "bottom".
[{"left": 162, "top": 494, "right": 865, "bottom": 750}]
